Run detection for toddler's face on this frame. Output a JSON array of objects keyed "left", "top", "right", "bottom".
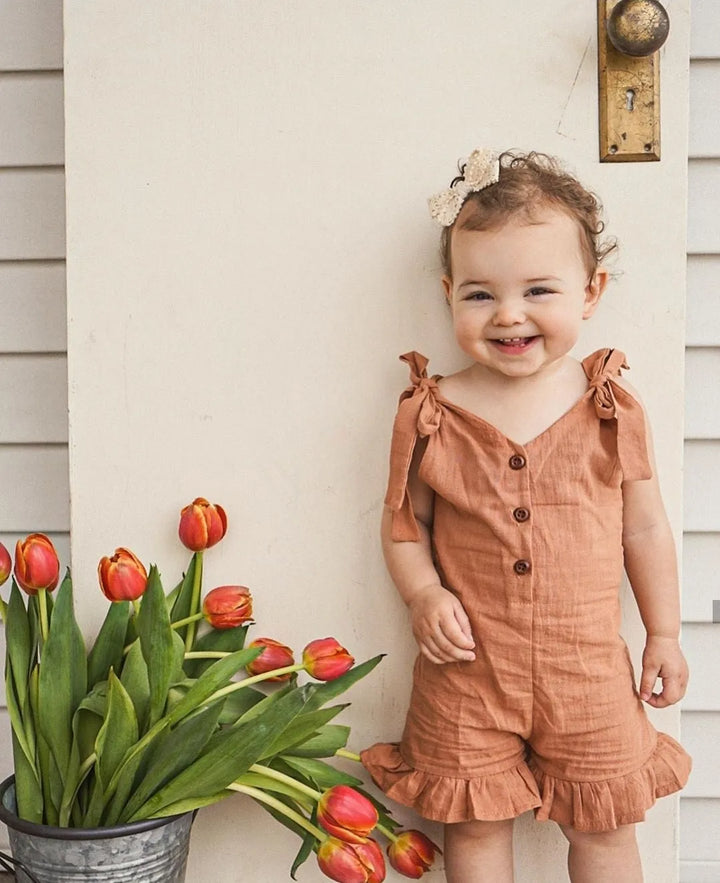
[{"left": 442, "top": 207, "right": 607, "bottom": 380}]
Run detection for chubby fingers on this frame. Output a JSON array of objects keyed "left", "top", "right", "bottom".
[
  {"left": 639, "top": 664, "right": 689, "bottom": 707},
  {"left": 419, "top": 605, "right": 475, "bottom": 665}
]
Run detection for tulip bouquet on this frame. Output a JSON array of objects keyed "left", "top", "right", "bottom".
[{"left": 0, "top": 499, "right": 439, "bottom": 881}]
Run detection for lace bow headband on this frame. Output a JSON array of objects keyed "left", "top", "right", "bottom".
[{"left": 427, "top": 148, "right": 501, "bottom": 226}]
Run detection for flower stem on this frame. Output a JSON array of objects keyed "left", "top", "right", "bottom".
[
  {"left": 37, "top": 588, "right": 49, "bottom": 644},
  {"left": 132, "top": 599, "right": 141, "bottom": 618},
  {"left": 184, "top": 551, "right": 204, "bottom": 652},
  {"left": 228, "top": 783, "right": 325, "bottom": 841},
  {"left": 248, "top": 763, "right": 321, "bottom": 801},
  {"left": 184, "top": 651, "right": 230, "bottom": 660},
  {"left": 172, "top": 612, "right": 204, "bottom": 630},
  {"left": 377, "top": 822, "right": 398, "bottom": 843},
  {"left": 335, "top": 748, "right": 362, "bottom": 763},
  {"left": 205, "top": 664, "right": 305, "bottom": 704}
]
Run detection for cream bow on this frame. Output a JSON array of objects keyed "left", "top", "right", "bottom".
[{"left": 427, "top": 148, "right": 501, "bottom": 226}]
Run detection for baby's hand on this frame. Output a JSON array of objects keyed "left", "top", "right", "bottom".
[
  {"left": 639, "top": 635, "right": 689, "bottom": 707},
  {"left": 408, "top": 584, "right": 476, "bottom": 664}
]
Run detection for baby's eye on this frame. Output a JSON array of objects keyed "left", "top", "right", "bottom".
[
  {"left": 526, "top": 287, "right": 553, "bottom": 297},
  {"left": 465, "top": 290, "right": 492, "bottom": 302}
]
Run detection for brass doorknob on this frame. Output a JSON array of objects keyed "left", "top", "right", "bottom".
[{"left": 607, "top": 0, "right": 670, "bottom": 57}]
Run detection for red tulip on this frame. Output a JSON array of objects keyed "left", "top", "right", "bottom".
[
  {"left": 178, "top": 497, "right": 227, "bottom": 551},
  {"left": 202, "top": 585, "right": 253, "bottom": 629},
  {"left": 0, "top": 542, "right": 11, "bottom": 587},
  {"left": 317, "top": 837, "right": 386, "bottom": 883},
  {"left": 98, "top": 548, "right": 148, "bottom": 602},
  {"left": 387, "top": 830, "right": 441, "bottom": 879},
  {"left": 302, "top": 638, "right": 354, "bottom": 681},
  {"left": 246, "top": 638, "right": 294, "bottom": 680},
  {"left": 14, "top": 534, "right": 60, "bottom": 595},
  {"left": 317, "top": 786, "right": 378, "bottom": 843}
]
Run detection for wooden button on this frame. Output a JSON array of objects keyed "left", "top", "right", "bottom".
[
  {"left": 509, "top": 454, "right": 526, "bottom": 469},
  {"left": 513, "top": 559, "right": 531, "bottom": 575},
  {"left": 513, "top": 507, "right": 530, "bottom": 522}
]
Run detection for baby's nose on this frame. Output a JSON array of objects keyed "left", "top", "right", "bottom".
[{"left": 492, "top": 302, "right": 526, "bottom": 325}]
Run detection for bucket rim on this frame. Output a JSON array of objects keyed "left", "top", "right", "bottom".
[{"left": 0, "top": 776, "right": 192, "bottom": 841}]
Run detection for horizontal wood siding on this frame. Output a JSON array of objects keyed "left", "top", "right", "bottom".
[
  {"left": 0, "top": 2, "right": 68, "bottom": 852},
  {"left": 0, "top": 262, "right": 67, "bottom": 352},
  {"left": 0, "top": 71, "right": 64, "bottom": 165},
  {"left": 686, "top": 257, "right": 720, "bottom": 345},
  {"left": 682, "top": 8, "right": 720, "bottom": 878}
]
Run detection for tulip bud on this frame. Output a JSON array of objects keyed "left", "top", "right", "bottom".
[
  {"left": 387, "top": 830, "right": 440, "bottom": 879},
  {"left": 202, "top": 585, "right": 253, "bottom": 629},
  {"left": 302, "top": 637, "right": 354, "bottom": 681},
  {"left": 98, "top": 548, "right": 148, "bottom": 602},
  {"left": 246, "top": 638, "right": 294, "bottom": 680},
  {"left": 178, "top": 497, "right": 227, "bottom": 551},
  {"left": 317, "top": 836, "right": 386, "bottom": 883},
  {"left": 0, "top": 542, "right": 11, "bottom": 587},
  {"left": 317, "top": 786, "right": 378, "bottom": 844},
  {"left": 14, "top": 534, "right": 60, "bottom": 595}
]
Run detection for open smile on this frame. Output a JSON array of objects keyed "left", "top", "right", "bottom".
[{"left": 489, "top": 336, "right": 539, "bottom": 353}]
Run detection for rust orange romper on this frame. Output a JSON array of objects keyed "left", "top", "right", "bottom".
[{"left": 361, "top": 348, "right": 691, "bottom": 833}]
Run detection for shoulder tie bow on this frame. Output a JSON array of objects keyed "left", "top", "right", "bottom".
[
  {"left": 384, "top": 352, "right": 443, "bottom": 541},
  {"left": 583, "top": 348, "right": 653, "bottom": 482}
]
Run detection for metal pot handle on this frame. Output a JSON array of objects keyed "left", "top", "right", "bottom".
[{"left": 0, "top": 849, "right": 42, "bottom": 883}]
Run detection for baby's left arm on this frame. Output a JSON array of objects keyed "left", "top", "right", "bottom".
[{"left": 620, "top": 383, "right": 689, "bottom": 708}]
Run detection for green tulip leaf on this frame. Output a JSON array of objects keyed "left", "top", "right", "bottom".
[
  {"left": 233, "top": 770, "right": 313, "bottom": 802},
  {"left": 87, "top": 601, "right": 130, "bottom": 688},
  {"left": 11, "top": 729, "right": 43, "bottom": 824},
  {"left": 278, "top": 756, "right": 363, "bottom": 790},
  {"left": 119, "top": 639, "right": 150, "bottom": 731},
  {"left": 290, "top": 825, "right": 316, "bottom": 880},
  {"left": 302, "top": 654, "right": 384, "bottom": 714},
  {"left": 136, "top": 566, "right": 175, "bottom": 727},
  {"left": 127, "top": 687, "right": 308, "bottom": 821},
  {"left": 259, "top": 704, "right": 349, "bottom": 761},
  {"left": 5, "top": 582, "right": 32, "bottom": 712},
  {"left": 72, "top": 682, "right": 108, "bottom": 762},
  {"left": 118, "top": 702, "right": 224, "bottom": 823},
  {"left": 145, "top": 790, "right": 231, "bottom": 819},
  {"left": 168, "top": 553, "right": 200, "bottom": 640},
  {"left": 94, "top": 671, "right": 139, "bottom": 794},
  {"left": 36, "top": 574, "right": 87, "bottom": 791},
  {"left": 182, "top": 624, "right": 250, "bottom": 678},
  {"left": 217, "top": 685, "right": 266, "bottom": 725},
  {"left": 282, "top": 724, "right": 350, "bottom": 758}
]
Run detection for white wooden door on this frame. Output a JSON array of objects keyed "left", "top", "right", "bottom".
[{"left": 61, "top": 3, "right": 691, "bottom": 881}]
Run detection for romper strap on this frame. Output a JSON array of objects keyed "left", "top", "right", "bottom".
[
  {"left": 384, "top": 352, "right": 443, "bottom": 541},
  {"left": 582, "top": 348, "right": 653, "bottom": 482}
]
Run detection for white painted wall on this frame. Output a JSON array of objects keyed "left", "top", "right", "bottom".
[{"left": 62, "top": 2, "right": 690, "bottom": 881}]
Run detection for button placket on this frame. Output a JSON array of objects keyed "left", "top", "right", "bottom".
[{"left": 508, "top": 449, "right": 532, "bottom": 576}]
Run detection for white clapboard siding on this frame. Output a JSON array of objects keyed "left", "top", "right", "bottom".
[
  {"left": 684, "top": 348, "right": 720, "bottom": 438},
  {"left": 686, "top": 256, "right": 720, "bottom": 345},
  {"left": 0, "top": 72, "right": 64, "bottom": 165},
  {"left": 0, "top": 169, "right": 65, "bottom": 259},
  {"left": 681, "top": 861, "right": 720, "bottom": 883},
  {"left": 689, "top": 62, "right": 720, "bottom": 157},
  {"left": 682, "top": 712, "right": 720, "bottom": 797},
  {"left": 683, "top": 625, "right": 720, "bottom": 710},
  {"left": 681, "top": 800, "right": 720, "bottom": 862},
  {"left": 683, "top": 441, "right": 720, "bottom": 531},
  {"left": 0, "top": 355, "right": 68, "bottom": 443},
  {"left": 0, "top": 262, "right": 66, "bottom": 353},
  {"left": 690, "top": 0, "right": 720, "bottom": 59},
  {"left": 688, "top": 160, "right": 720, "bottom": 253},
  {"left": 0, "top": 447, "right": 69, "bottom": 531},
  {"left": 0, "top": 1, "right": 63, "bottom": 72},
  {"left": 682, "top": 532, "right": 720, "bottom": 622}
]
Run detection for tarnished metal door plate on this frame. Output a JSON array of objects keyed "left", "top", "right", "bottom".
[{"left": 598, "top": 0, "right": 661, "bottom": 162}]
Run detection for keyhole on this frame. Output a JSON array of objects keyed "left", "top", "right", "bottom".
[{"left": 626, "top": 88, "right": 636, "bottom": 111}]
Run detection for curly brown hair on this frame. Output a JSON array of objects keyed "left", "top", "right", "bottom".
[{"left": 440, "top": 151, "right": 617, "bottom": 279}]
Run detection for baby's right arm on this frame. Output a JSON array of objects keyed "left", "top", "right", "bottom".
[{"left": 381, "top": 439, "right": 476, "bottom": 665}]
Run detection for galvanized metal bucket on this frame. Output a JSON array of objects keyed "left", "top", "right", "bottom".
[{"left": 0, "top": 777, "right": 194, "bottom": 883}]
